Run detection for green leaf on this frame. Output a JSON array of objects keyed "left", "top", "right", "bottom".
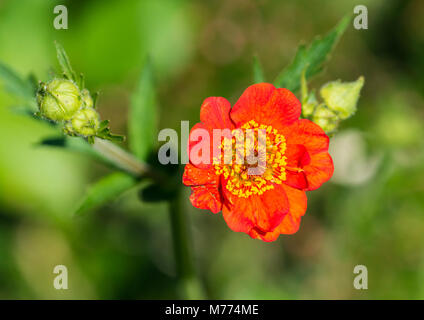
[
  {"left": 98, "top": 120, "right": 110, "bottom": 131},
  {"left": 55, "top": 41, "right": 78, "bottom": 83},
  {"left": 11, "top": 106, "right": 57, "bottom": 126},
  {"left": 253, "top": 55, "right": 265, "bottom": 83},
  {"left": 92, "top": 91, "right": 99, "bottom": 108},
  {"left": 300, "top": 68, "right": 308, "bottom": 104},
  {"left": 106, "top": 134, "right": 125, "bottom": 142},
  {"left": 97, "top": 131, "right": 125, "bottom": 142},
  {"left": 96, "top": 120, "right": 126, "bottom": 143},
  {"left": 39, "top": 136, "right": 116, "bottom": 167},
  {"left": 27, "top": 73, "right": 39, "bottom": 96},
  {"left": 79, "top": 73, "right": 85, "bottom": 89},
  {"left": 129, "top": 58, "right": 158, "bottom": 161},
  {"left": 0, "top": 63, "right": 35, "bottom": 102},
  {"left": 274, "top": 15, "right": 351, "bottom": 92},
  {"left": 300, "top": 69, "right": 320, "bottom": 119},
  {"left": 75, "top": 172, "right": 137, "bottom": 216}
]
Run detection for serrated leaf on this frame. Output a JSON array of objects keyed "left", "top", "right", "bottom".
[
  {"left": 55, "top": 41, "right": 78, "bottom": 83},
  {"left": 253, "top": 55, "right": 265, "bottom": 83},
  {"left": 129, "top": 58, "right": 158, "bottom": 161},
  {"left": 0, "top": 63, "right": 35, "bottom": 103},
  {"left": 274, "top": 15, "right": 351, "bottom": 92},
  {"left": 75, "top": 172, "right": 137, "bottom": 216}
]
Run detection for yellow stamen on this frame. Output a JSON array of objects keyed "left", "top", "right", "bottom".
[{"left": 214, "top": 120, "right": 289, "bottom": 198}]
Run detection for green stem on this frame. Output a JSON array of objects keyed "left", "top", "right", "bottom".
[
  {"left": 169, "top": 189, "right": 205, "bottom": 299},
  {"left": 92, "top": 137, "right": 204, "bottom": 299},
  {"left": 92, "top": 137, "right": 167, "bottom": 183}
]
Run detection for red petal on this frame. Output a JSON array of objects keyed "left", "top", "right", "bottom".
[
  {"left": 283, "top": 144, "right": 310, "bottom": 189},
  {"left": 189, "top": 185, "right": 222, "bottom": 213},
  {"left": 230, "top": 83, "right": 301, "bottom": 129},
  {"left": 282, "top": 119, "right": 333, "bottom": 191},
  {"left": 200, "top": 97, "right": 234, "bottom": 129},
  {"left": 188, "top": 97, "right": 234, "bottom": 169},
  {"left": 303, "top": 152, "right": 334, "bottom": 190},
  {"left": 250, "top": 184, "right": 307, "bottom": 242},
  {"left": 285, "top": 170, "right": 308, "bottom": 190},
  {"left": 222, "top": 182, "right": 289, "bottom": 235},
  {"left": 282, "top": 119, "right": 329, "bottom": 154},
  {"left": 188, "top": 122, "right": 212, "bottom": 169},
  {"left": 183, "top": 163, "right": 219, "bottom": 186}
]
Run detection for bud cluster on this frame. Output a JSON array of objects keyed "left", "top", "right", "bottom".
[
  {"left": 36, "top": 78, "right": 122, "bottom": 143},
  {"left": 301, "top": 74, "right": 364, "bottom": 133}
]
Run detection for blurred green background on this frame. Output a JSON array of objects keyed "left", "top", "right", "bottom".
[{"left": 0, "top": 0, "right": 423, "bottom": 299}]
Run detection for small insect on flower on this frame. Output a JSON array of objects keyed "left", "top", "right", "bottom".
[{"left": 183, "top": 83, "right": 334, "bottom": 242}]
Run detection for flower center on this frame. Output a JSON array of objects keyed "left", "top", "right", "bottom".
[{"left": 213, "top": 120, "right": 287, "bottom": 198}]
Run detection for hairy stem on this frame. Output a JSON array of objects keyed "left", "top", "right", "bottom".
[
  {"left": 93, "top": 138, "right": 147, "bottom": 175},
  {"left": 92, "top": 137, "right": 167, "bottom": 183}
]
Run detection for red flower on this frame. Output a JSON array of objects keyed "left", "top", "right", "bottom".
[{"left": 183, "top": 83, "right": 334, "bottom": 242}]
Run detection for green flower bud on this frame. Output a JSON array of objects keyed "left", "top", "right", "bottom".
[
  {"left": 320, "top": 76, "right": 364, "bottom": 120},
  {"left": 67, "top": 107, "right": 100, "bottom": 137},
  {"left": 63, "top": 122, "right": 77, "bottom": 136},
  {"left": 302, "top": 91, "right": 318, "bottom": 118},
  {"left": 312, "top": 104, "right": 338, "bottom": 133},
  {"left": 81, "top": 89, "right": 94, "bottom": 108},
  {"left": 37, "top": 79, "right": 82, "bottom": 121}
]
